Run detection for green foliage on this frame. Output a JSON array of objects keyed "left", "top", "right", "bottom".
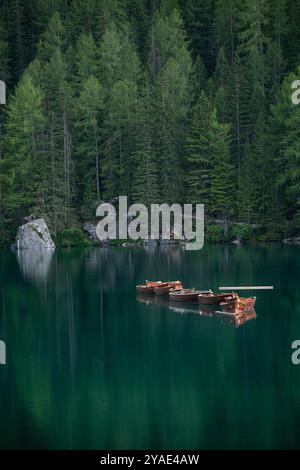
[
  {"left": 282, "top": 220, "right": 300, "bottom": 238},
  {"left": 75, "top": 76, "right": 104, "bottom": 216},
  {"left": 0, "top": 218, "right": 13, "bottom": 248},
  {"left": 55, "top": 227, "right": 92, "bottom": 247},
  {"left": 186, "top": 91, "right": 213, "bottom": 206},
  {"left": 228, "top": 224, "right": 254, "bottom": 241},
  {"left": 132, "top": 82, "right": 160, "bottom": 205},
  {"left": 1, "top": 74, "right": 45, "bottom": 217},
  {"left": 257, "top": 227, "right": 283, "bottom": 242},
  {"left": 1, "top": 0, "right": 300, "bottom": 246},
  {"left": 0, "top": 5, "right": 10, "bottom": 82},
  {"left": 210, "top": 113, "right": 236, "bottom": 221},
  {"left": 180, "top": 0, "right": 214, "bottom": 71},
  {"left": 205, "top": 224, "right": 224, "bottom": 242}
]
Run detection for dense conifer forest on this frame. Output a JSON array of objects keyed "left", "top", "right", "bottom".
[{"left": 1, "top": 0, "right": 300, "bottom": 245}]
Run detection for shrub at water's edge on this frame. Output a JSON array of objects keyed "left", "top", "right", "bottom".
[{"left": 54, "top": 228, "right": 95, "bottom": 248}]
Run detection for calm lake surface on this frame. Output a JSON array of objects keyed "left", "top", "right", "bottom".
[{"left": 0, "top": 243, "right": 300, "bottom": 449}]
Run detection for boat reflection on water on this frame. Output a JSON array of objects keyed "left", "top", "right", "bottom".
[
  {"left": 136, "top": 294, "right": 257, "bottom": 328},
  {"left": 220, "top": 308, "right": 257, "bottom": 328}
]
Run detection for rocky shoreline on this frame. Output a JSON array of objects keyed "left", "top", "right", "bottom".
[{"left": 7, "top": 218, "right": 300, "bottom": 250}]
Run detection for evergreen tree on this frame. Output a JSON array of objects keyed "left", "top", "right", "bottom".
[
  {"left": 43, "top": 49, "right": 75, "bottom": 232},
  {"left": 69, "top": 0, "right": 100, "bottom": 39},
  {"left": 149, "top": 8, "right": 193, "bottom": 202},
  {"left": 0, "top": 6, "right": 10, "bottom": 83},
  {"left": 125, "top": 0, "right": 154, "bottom": 61},
  {"left": 214, "top": 48, "right": 231, "bottom": 123},
  {"left": 210, "top": 112, "right": 236, "bottom": 235},
  {"left": 214, "top": 0, "right": 242, "bottom": 64},
  {"left": 284, "top": 0, "right": 300, "bottom": 71},
  {"left": 271, "top": 66, "right": 300, "bottom": 223},
  {"left": 5, "top": 0, "right": 27, "bottom": 79},
  {"left": 237, "top": 139, "right": 257, "bottom": 222},
  {"left": 132, "top": 81, "right": 160, "bottom": 205},
  {"left": 100, "top": 24, "right": 141, "bottom": 199},
  {"left": 267, "top": 0, "right": 287, "bottom": 92},
  {"left": 186, "top": 91, "right": 213, "bottom": 207},
  {"left": 74, "top": 33, "right": 99, "bottom": 86},
  {"left": 76, "top": 76, "right": 104, "bottom": 216},
  {"left": 180, "top": 0, "right": 215, "bottom": 72},
  {"left": 1, "top": 74, "right": 45, "bottom": 218},
  {"left": 36, "top": 12, "right": 66, "bottom": 63},
  {"left": 1, "top": 0, "right": 300, "bottom": 242}
]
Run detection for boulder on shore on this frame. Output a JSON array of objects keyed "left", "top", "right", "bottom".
[
  {"left": 11, "top": 218, "right": 55, "bottom": 250},
  {"left": 83, "top": 222, "right": 99, "bottom": 241}
]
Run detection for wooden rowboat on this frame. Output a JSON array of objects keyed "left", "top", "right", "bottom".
[
  {"left": 154, "top": 281, "right": 182, "bottom": 295},
  {"left": 169, "top": 288, "right": 212, "bottom": 302},
  {"left": 136, "top": 281, "right": 168, "bottom": 294},
  {"left": 198, "top": 292, "right": 237, "bottom": 305},
  {"left": 220, "top": 296, "right": 256, "bottom": 312}
]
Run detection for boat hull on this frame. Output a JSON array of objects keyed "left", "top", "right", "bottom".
[
  {"left": 154, "top": 283, "right": 182, "bottom": 296},
  {"left": 220, "top": 296, "right": 256, "bottom": 312},
  {"left": 136, "top": 281, "right": 180, "bottom": 295},
  {"left": 198, "top": 292, "right": 236, "bottom": 305},
  {"left": 169, "top": 290, "right": 211, "bottom": 303},
  {"left": 136, "top": 285, "right": 156, "bottom": 294}
]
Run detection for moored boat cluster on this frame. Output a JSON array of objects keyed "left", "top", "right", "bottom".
[{"left": 136, "top": 280, "right": 256, "bottom": 319}]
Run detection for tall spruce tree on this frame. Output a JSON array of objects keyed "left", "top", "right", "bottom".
[
  {"left": 210, "top": 112, "right": 236, "bottom": 235},
  {"left": 186, "top": 91, "right": 213, "bottom": 207},
  {"left": 1, "top": 74, "right": 45, "bottom": 218},
  {"left": 271, "top": 66, "right": 300, "bottom": 224},
  {"left": 99, "top": 24, "right": 141, "bottom": 200},
  {"left": 180, "top": 0, "right": 214, "bottom": 72},
  {"left": 75, "top": 76, "right": 104, "bottom": 216},
  {"left": 149, "top": 8, "right": 193, "bottom": 202},
  {"left": 132, "top": 80, "right": 159, "bottom": 205},
  {"left": 43, "top": 49, "right": 75, "bottom": 232}
]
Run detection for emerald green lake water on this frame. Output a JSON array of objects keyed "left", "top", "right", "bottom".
[{"left": 0, "top": 244, "right": 300, "bottom": 449}]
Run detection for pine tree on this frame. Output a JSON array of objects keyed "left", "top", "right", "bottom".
[
  {"left": 192, "top": 55, "right": 207, "bottom": 101},
  {"left": 237, "top": 139, "right": 257, "bottom": 222},
  {"left": 186, "top": 91, "right": 213, "bottom": 206},
  {"left": 1, "top": 74, "right": 45, "bottom": 218},
  {"left": 213, "top": 48, "right": 231, "bottom": 123},
  {"left": 5, "top": 0, "right": 27, "bottom": 80},
  {"left": 272, "top": 66, "right": 300, "bottom": 223},
  {"left": 32, "top": 0, "right": 65, "bottom": 36},
  {"left": 149, "top": 8, "right": 193, "bottom": 202},
  {"left": 267, "top": 0, "right": 287, "bottom": 93},
  {"left": 210, "top": 112, "right": 236, "bottom": 235},
  {"left": 99, "top": 24, "right": 141, "bottom": 199},
  {"left": 284, "top": 0, "right": 300, "bottom": 71},
  {"left": 132, "top": 80, "right": 159, "bottom": 205},
  {"left": 36, "top": 12, "right": 66, "bottom": 63},
  {"left": 214, "top": 0, "right": 242, "bottom": 65},
  {"left": 180, "top": 0, "right": 214, "bottom": 72},
  {"left": 74, "top": 33, "right": 99, "bottom": 86},
  {"left": 125, "top": 0, "right": 153, "bottom": 61},
  {"left": 69, "top": 0, "right": 100, "bottom": 39},
  {"left": 0, "top": 6, "right": 10, "bottom": 83},
  {"left": 43, "top": 49, "right": 75, "bottom": 232},
  {"left": 250, "top": 113, "right": 274, "bottom": 222}
]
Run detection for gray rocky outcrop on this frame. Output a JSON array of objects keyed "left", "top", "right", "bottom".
[
  {"left": 83, "top": 222, "right": 99, "bottom": 241},
  {"left": 12, "top": 218, "right": 55, "bottom": 250}
]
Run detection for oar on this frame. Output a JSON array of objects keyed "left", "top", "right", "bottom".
[{"left": 219, "top": 286, "right": 274, "bottom": 291}]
